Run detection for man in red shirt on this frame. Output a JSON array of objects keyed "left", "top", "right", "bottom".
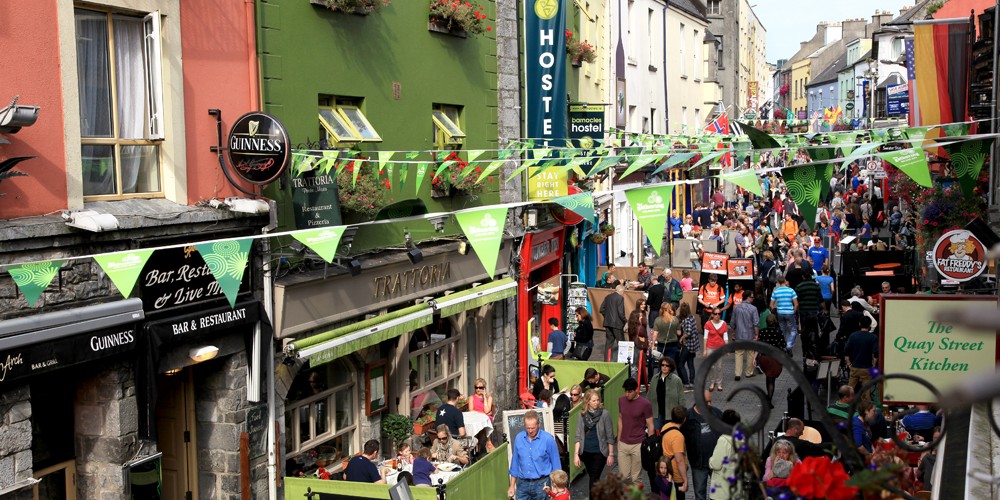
[{"left": 617, "top": 378, "right": 654, "bottom": 487}]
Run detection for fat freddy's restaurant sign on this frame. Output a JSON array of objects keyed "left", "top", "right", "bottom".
[{"left": 226, "top": 112, "right": 290, "bottom": 185}]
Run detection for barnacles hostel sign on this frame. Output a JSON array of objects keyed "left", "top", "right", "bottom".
[
  {"left": 880, "top": 296, "right": 999, "bottom": 404},
  {"left": 525, "top": 0, "right": 567, "bottom": 146},
  {"left": 227, "top": 112, "right": 289, "bottom": 184},
  {"left": 931, "top": 229, "right": 987, "bottom": 282}
]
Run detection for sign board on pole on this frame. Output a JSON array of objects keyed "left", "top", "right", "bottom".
[
  {"left": 886, "top": 83, "right": 910, "bottom": 117},
  {"left": 617, "top": 341, "right": 635, "bottom": 364}
]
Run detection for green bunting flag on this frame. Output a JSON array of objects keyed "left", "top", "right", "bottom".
[
  {"left": 478, "top": 159, "right": 506, "bottom": 182},
  {"left": 652, "top": 153, "right": 696, "bottom": 174},
  {"left": 720, "top": 170, "right": 763, "bottom": 196},
  {"left": 783, "top": 163, "right": 832, "bottom": 230},
  {"left": 589, "top": 154, "right": 622, "bottom": 176},
  {"left": 735, "top": 122, "right": 780, "bottom": 150},
  {"left": 806, "top": 145, "right": 837, "bottom": 163},
  {"left": 877, "top": 148, "right": 932, "bottom": 188},
  {"left": 830, "top": 132, "right": 858, "bottom": 156},
  {"left": 94, "top": 250, "right": 154, "bottom": 298},
  {"left": 377, "top": 151, "right": 393, "bottom": 174},
  {"left": 319, "top": 150, "right": 339, "bottom": 175},
  {"left": 939, "top": 122, "right": 970, "bottom": 138},
  {"left": 842, "top": 142, "right": 883, "bottom": 171},
  {"left": 6, "top": 260, "right": 64, "bottom": 307},
  {"left": 195, "top": 239, "right": 252, "bottom": 308},
  {"left": 691, "top": 151, "right": 724, "bottom": 169},
  {"left": 291, "top": 227, "right": 345, "bottom": 263},
  {"left": 454, "top": 206, "right": 509, "bottom": 276},
  {"left": 619, "top": 155, "right": 657, "bottom": 179},
  {"left": 624, "top": 185, "right": 674, "bottom": 255},
  {"left": 550, "top": 191, "right": 595, "bottom": 221},
  {"left": 415, "top": 162, "right": 430, "bottom": 193},
  {"left": 467, "top": 149, "right": 486, "bottom": 163},
  {"left": 943, "top": 139, "right": 992, "bottom": 198},
  {"left": 904, "top": 126, "right": 929, "bottom": 144}
]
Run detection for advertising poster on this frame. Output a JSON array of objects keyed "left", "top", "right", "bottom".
[
  {"left": 886, "top": 83, "right": 910, "bottom": 116},
  {"left": 701, "top": 252, "right": 729, "bottom": 274},
  {"left": 727, "top": 258, "right": 754, "bottom": 280},
  {"left": 880, "top": 296, "right": 998, "bottom": 404}
]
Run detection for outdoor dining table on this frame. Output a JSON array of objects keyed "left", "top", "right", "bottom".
[
  {"left": 462, "top": 411, "right": 493, "bottom": 439},
  {"left": 384, "top": 462, "right": 462, "bottom": 486}
]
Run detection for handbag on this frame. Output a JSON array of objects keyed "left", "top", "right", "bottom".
[{"left": 572, "top": 343, "right": 593, "bottom": 360}]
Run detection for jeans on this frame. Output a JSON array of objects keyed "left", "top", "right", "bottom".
[
  {"left": 580, "top": 451, "right": 607, "bottom": 494},
  {"left": 691, "top": 466, "right": 711, "bottom": 500},
  {"left": 515, "top": 477, "right": 550, "bottom": 500},
  {"left": 662, "top": 342, "right": 680, "bottom": 368},
  {"left": 778, "top": 313, "right": 798, "bottom": 349},
  {"left": 678, "top": 347, "right": 697, "bottom": 386},
  {"left": 617, "top": 440, "right": 643, "bottom": 486}
]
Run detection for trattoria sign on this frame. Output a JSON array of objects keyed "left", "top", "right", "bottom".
[
  {"left": 931, "top": 229, "right": 986, "bottom": 282},
  {"left": 226, "top": 112, "right": 290, "bottom": 185}
]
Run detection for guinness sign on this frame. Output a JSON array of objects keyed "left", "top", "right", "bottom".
[{"left": 226, "top": 112, "right": 289, "bottom": 185}]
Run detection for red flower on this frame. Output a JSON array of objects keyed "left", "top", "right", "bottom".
[
  {"left": 486, "top": 26, "right": 492, "bottom": 30},
  {"left": 787, "top": 456, "right": 857, "bottom": 500}
]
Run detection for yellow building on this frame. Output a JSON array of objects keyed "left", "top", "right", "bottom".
[
  {"left": 791, "top": 58, "right": 812, "bottom": 116},
  {"left": 572, "top": 0, "right": 610, "bottom": 110}
]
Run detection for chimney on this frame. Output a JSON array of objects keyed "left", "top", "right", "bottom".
[{"left": 843, "top": 18, "right": 866, "bottom": 39}]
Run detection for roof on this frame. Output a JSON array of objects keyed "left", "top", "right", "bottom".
[
  {"left": 806, "top": 57, "right": 844, "bottom": 87},
  {"left": 891, "top": 0, "right": 935, "bottom": 24},
  {"left": 669, "top": 0, "right": 709, "bottom": 23}
]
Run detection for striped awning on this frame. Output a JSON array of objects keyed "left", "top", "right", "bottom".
[
  {"left": 285, "top": 303, "right": 433, "bottom": 366},
  {"left": 434, "top": 278, "right": 518, "bottom": 317}
]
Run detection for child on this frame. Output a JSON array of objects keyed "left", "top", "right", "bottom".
[
  {"left": 543, "top": 469, "right": 570, "bottom": 499},
  {"left": 412, "top": 447, "right": 436, "bottom": 486},
  {"left": 536, "top": 389, "right": 552, "bottom": 408},
  {"left": 395, "top": 442, "right": 413, "bottom": 467},
  {"left": 654, "top": 455, "right": 675, "bottom": 499}
]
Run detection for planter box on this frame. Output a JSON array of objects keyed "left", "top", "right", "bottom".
[
  {"left": 309, "top": 0, "right": 372, "bottom": 15},
  {"left": 428, "top": 21, "right": 468, "bottom": 38},
  {"left": 413, "top": 420, "right": 435, "bottom": 435}
]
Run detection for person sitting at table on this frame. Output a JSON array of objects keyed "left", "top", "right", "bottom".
[
  {"left": 436, "top": 389, "right": 466, "bottom": 437},
  {"left": 901, "top": 405, "right": 940, "bottom": 440},
  {"left": 395, "top": 442, "right": 413, "bottom": 467},
  {"left": 536, "top": 389, "right": 553, "bottom": 408},
  {"left": 469, "top": 377, "right": 495, "bottom": 417},
  {"left": 568, "top": 384, "right": 584, "bottom": 407},
  {"left": 579, "top": 367, "right": 610, "bottom": 391},
  {"left": 431, "top": 424, "right": 469, "bottom": 465},
  {"left": 344, "top": 439, "right": 386, "bottom": 483},
  {"left": 412, "top": 447, "right": 436, "bottom": 486}
]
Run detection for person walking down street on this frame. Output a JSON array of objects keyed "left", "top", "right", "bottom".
[
  {"left": 573, "top": 307, "right": 595, "bottom": 361},
  {"left": 757, "top": 314, "right": 785, "bottom": 408},
  {"left": 508, "top": 410, "right": 562, "bottom": 500},
  {"left": 709, "top": 410, "right": 743, "bottom": 500},
  {"left": 600, "top": 285, "right": 627, "bottom": 361},
  {"left": 617, "top": 378, "right": 655, "bottom": 487},
  {"left": 730, "top": 290, "right": 760, "bottom": 381},
  {"left": 683, "top": 392, "right": 723, "bottom": 500},
  {"left": 647, "top": 275, "right": 667, "bottom": 326},
  {"left": 546, "top": 318, "right": 567, "bottom": 360},
  {"left": 703, "top": 309, "right": 730, "bottom": 392},
  {"left": 627, "top": 298, "right": 650, "bottom": 380},
  {"left": 653, "top": 357, "right": 685, "bottom": 431},
  {"left": 662, "top": 407, "right": 689, "bottom": 497},
  {"left": 844, "top": 316, "right": 878, "bottom": 400},
  {"left": 770, "top": 275, "right": 799, "bottom": 354},
  {"left": 795, "top": 274, "right": 823, "bottom": 361},
  {"left": 652, "top": 303, "right": 680, "bottom": 368},
  {"left": 574, "top": 389, "right": 616, "bottom": 495},
  {"left": 678, "top": 302, "right": 700, "bottom": 390}
]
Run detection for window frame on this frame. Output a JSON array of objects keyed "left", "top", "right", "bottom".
[
  {"left": 708, "top": 0, "right": 722, "bottom": 15},
  {"left": 285, "top": 361, "right": 359, "bottom": 463},
  {"left": 432, "top": 105, "right": 466, "bottom": 148},
  {"left": 318, "top": 100, "right": 382, "bottom": 146},
  {"left": 408, "top": 333, "right": 465, "bottom": 418}
]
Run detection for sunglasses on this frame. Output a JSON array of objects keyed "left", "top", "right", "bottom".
[
  {"left": 475, "top": 386, "right": 485, "bottom": 389},
  {"left": 571, "top": 393, "right": 581, "bottom": 397}
]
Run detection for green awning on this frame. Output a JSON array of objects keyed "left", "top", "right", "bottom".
[
  {"left": 286, "top": 303, "right": 432, "bottom": 366},
  {"left": 434, "top": 277, "right": 518, "bottom": 317}
]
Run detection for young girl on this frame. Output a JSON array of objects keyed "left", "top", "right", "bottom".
[
  {"left": 544, "top": 469, "right": 570, "bottom": 499},
  {"left": 412, "top": 447, "right": 436, "bottom": 486},
  {"left": 395, "top": 442, "right": 413, "bottom": 467},
  {"left": 654, "top": 454, "right": 675, "bottom": 499}
]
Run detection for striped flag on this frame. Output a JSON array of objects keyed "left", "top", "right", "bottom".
[
  {"left": 913, "top": 19, "right": 972, "bottom": 126},
  {"left": 905, "top": 39, "right": 919, "bottom": 126}
]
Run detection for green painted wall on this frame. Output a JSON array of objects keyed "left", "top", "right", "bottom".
[{"left": 258, "top": 0, "right": 500, "bottom": 252}]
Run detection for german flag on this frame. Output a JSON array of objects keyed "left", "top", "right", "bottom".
[{"left": 913, "top": 19, "right": 972, "bottom": 126}]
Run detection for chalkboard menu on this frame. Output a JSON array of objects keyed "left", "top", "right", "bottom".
[
  {"left": 502, "top": 409, "right": 555, "bottom": 463},
  {"left": 246, "top": 404, "right": 268, "bottom": 460}
]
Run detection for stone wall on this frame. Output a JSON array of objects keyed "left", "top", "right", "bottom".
[
  {"left": 491, "top": 297, "right": 520, "bottom": 419},
  {"left": 0, "top": 385, "right": 33, "bottom": 499},
  {"left": 74, "top": 362, "right": 141, "bottom": 498},
  {"left": 495, "top": 0, "right": 522, "bottom": 205},
  {"left": 0, "top": 259, "right": 114, "bottom": 320}
]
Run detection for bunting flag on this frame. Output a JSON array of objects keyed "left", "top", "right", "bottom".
[
  {"left": 195, "top": 239, "right": 252, "bottom": 308},
  {"left": 454, "top": 206, "right": 509, "bottom": 276},
  {"left": 319, "top": 150, "right": 339, "bottom": 175},
  {"left": 414, "top": 162, "right": 430, "bottom": 193},
  {"left": 877, "top": 148, "right": 932, "bottom": 188},
  {"left": 624, "top": 185, "right": 674, "bottom": 255},
  {"left": 619, "top": 154, "right": 657, "bottom": 179},
  {"left": 806, "top": 145, "right": 838, "bottom": 164},
  {"left": 720, "top": 170, "right": 763, "bottom": 197},
  {"left": 291, "top": 227, "right": 346, "bottom": 263},
  {"left": 783, "top": 163, "right": 831, "bottom": 230},
  {"left": 550, "top": 191, "right": 595, "bottom": 222},
  {"left": 841, "top": 142, "right": 883, "bottom": 171},
  {"left": 943, "top": 138, "right": 992, "bottom": 198},
  {"left": 830, "top": 132, "right": 858, "bottom": 156},
  {"left": 652, "top": 153, "right": 696, "bottom": 174},
  {"left": 588, "top": 153, "right": 622, "bottom": 176},
  {"left": 377, "top": 151, "right": 393, "bottom": 174},
  {"left": 735, "top": 122, "right": 780, "bottom": 150},
  {"left": 94, "top": 250, "right": 154, "bottom": 298},
  {"left": 691, "top": 151, "right": 725, "bottom": 169},
  {"left": 913, "top": 19, "right": 972, "bottom": 126},
  {"left": 6, "top": 260, "right": 64, "bottom": 307}
]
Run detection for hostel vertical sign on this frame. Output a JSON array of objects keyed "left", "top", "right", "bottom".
[{"left": 525, "top": 0, "right": 567, "bottom": 145}]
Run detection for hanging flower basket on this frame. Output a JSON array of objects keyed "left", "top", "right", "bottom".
[
  {"left": 310, "top": 0, "right": 391, "bottom": 15},
  {"left": 566, "top": 30, "right": 596, "bottom": 65},
  {"left": 589, "top": 233, "right": 607, "bottom": 244},
  {"left": 599, "top": 223, "right": 615, "bottom": 236},
  {"left": 429, "top": 151, "right": 485, "bottom": 197},
  {"left": 428, "top": 0, "right": 492, "bottom": 37}
]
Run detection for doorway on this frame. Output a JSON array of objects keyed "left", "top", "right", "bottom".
[{"left": 155, "top": 369, "right": 198, "bottom": 500}]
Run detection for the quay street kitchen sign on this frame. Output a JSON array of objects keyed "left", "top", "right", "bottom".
[
  {"left": 226, "top": 112, "right": 290, "bottom": 185},
  {"left": 525, "top": 0, "right": 567, "bottom": 146},
  {"left": 931, "top": 229, "right": 987, "bottom": 282}
]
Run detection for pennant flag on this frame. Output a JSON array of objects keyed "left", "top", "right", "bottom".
[
  {"left": 841, "top": 142, "right": 883, "bottom": 171},
  {"left": 783, "top": 163, "right": 832, "bottom": 230},
  {"left": 691, "top": 151, "right": 725, "bottom": 169},
  {"left": 619, "top": 154, "right": 657, "bottom": 179},
  {"left": 704, "top": 113, "right": 730, "bottom": 134},
  {"left": 624, "top": 185, "right": 674, "bottom": 255},
  {"left": 291, "top": 227, "right": 346, "bottom": 263},
  {"left": 377, "top": 151, "right": 394, "bottom": 173},
  {"left": 414, "top": 162, "right": 430, "bottom": 193},
  {"left": 720, "top": 170, "right": 763, "bottom": 196},
  {"left": 94, "top": 250, "right": 154, "bottom": 298},
  {"left": 588, "top": 153, "right": 622, "bottom": 176},
  {"left": 478, "top": 159, "right": 506, "bottom": 182},
  {"left": 904, "top": 126, "right": 929, "bottom": 144},
  {"left": 943, "top": 138, "right": 992, "bottom": 197},
  {"left": 806, "top": 145, "right": 838, "bottom": 163},
  {"left": 652, "top": 153, "right": 696, "bottom": 174},
  {"left": 830, "top": 132, "right": 858, "bottom": 156},
  {"left": 877, "top": 148, "right": 932, "bottom": 187},
  {"left": 195, "top": 239, "right": 252, "bottom": 308},
  {"left": 913, "top": 19, "right": 972, "bottom": 126},
  {"left": 505, "top": 157, "right": 541, "bottom": 182},
  {"left": 454, "top": 206, "right": 509, "bottom": 276},
  {"left": 399, "top": 163, "right": 408, "bottom": 188},
  {"left": 319, "top": 150, "right": 340, "bottom": 175},
  {"left": 6, "top": 260, "right": 64, "bottom": 307},
  {"left": 292, "top": 154, "right": 318, "bottom": 177},
  {"left": 550, "top": 191, "right": 595, "bottom": 221},
  {"left": 735, "top": 122, "right": 781, "bottom": 150},
  {"left": 467, "top": 149, "right": 486, "bottom": 163}
]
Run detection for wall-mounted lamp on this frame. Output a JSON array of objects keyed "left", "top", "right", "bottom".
[
  {"left": 0, "top": 97, "right": 39, "bottom": 134},
  {"left": 458, "top": 241, "right": 471, "bottom": 255},
  {"left": 189, "top": 345, "right": 219, "bottom": 363},
  {"left": 403, "top": 232, "right": 423, "bottom": 264},
  {"left": 62, "top": 210, "right": 120, "bottom": 232},
  {"left": 525, "top": 208, "right": 539, "bottom": 229},
  {"left": 347, "top": 258, "right": 362, "bottom": 276}
]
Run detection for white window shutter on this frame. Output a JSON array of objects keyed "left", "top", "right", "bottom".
[{"left": 143, "top": 11, "right": 164, "bottom": 140}]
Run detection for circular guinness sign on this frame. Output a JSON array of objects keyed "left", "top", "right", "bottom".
[{"left": 226, "top": 112, "right": 289, "bottom": 185}]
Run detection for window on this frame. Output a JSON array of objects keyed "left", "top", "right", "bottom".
[
  {"left": 695, "top": 108, "right": 702, "bottom": 130},
  {"left": 679, "top": 23, "right": 686, "bottom": 76},
  {"left": 682, "top": 106, "right": 688, "bottom": 130},
  {"left": 650, "top": 109, "right": 657, "bottom": 134},
  {"left": 409, "top": 330, "right": 464, "bottom": 419},
  {"left": 285, "top": 360, "right": 358, "bottom": 464},
  {"left": 716, "top": 36, "right": 724, "bottom": 69},
  {"left": 432, "top": 104, "right": 466, "bottom": 148},
  {"left": 692, "top": 29, "right": 700, "bottom": 79},
  {"left": 627, "top": 0, "right": 635, "bottom": 61},
  {"left": 318, "top": 97, "right": 382, "bottom": 145},
  {"left": 708, "top": 0, "right": 721, "bottom": 15},
  {"left": 76, "top": 8, "right": 163, "bottom": 198},
  {"left": 648, "top": 9, "right": 655, "bottom": 64}
]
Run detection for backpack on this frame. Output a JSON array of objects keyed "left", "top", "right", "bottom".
[{"left": 642, "top": 427, "right": 681, "bottom": 471}]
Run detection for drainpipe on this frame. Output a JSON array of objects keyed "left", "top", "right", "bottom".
[
  {"left": 245, "top": 0, "right": 261, "bottom": 109},
  {"left": 662, "top": 1, "right": 670, "bottom": 133},
  {"left": 264, "top": 200, "right": 278, "bottom": 499}
]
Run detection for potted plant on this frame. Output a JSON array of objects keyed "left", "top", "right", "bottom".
[
  {"left": 589, "top": 233, "right": 607, "bottom": 244},
  {"left": 413, "top": 409, "right": 436, "bottom": 435},
  {"left": 565, "top": 30, "right": 597, "bottom": 66},
  {"left": 599, "top": 222, "right": 615, "bottom": 235},
  {"left": 337, "top": 158, "right": 394, "bottom": 221},
  {"left": 382, "top": 413, "right": 414, "bottom": 453},
  {"left": 430, "top": 151, "right": 485, "bottom": 197},
  {"left": 311, "top": 0, "right": 391, "bottom": 15},
  {"left": 455, "top": 395, "right": 469, "bottom": 412},
  {"left": 428, "top": 0, "right": 492, "bottom": 37}
]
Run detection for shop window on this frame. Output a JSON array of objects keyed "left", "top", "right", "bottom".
[
  {"left": 75, "top": 8, "right": 164, "bottom": 199},
  {"left": 408, "top": 317, "right": 464, "bottom": 418},
  {"left": 318, "top": 97, "right": 382, "bottom": 146},
  {"left": 432, "top": 104, "right": 466, "bottom": 149},
  {"left": 285, "top": 359, "right": 357, "bottom": 469}
]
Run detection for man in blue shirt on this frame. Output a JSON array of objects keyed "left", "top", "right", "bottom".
[
  {"left": 901, "top": 405, "right": 940, "bottom": 439},
  {"left": 769, "top": 275, "right": 799, "bottom": 352},
  {"left": 844, "top": 316, "right": 878, "bottom": 398},
  {"left": 508, "top": 410, "right": 561, "bottom": 499},
  {"left": 436, "top": 389, "right": 466, "bottom": 436},
  {"left": 807, "top": 237, "right": 829, "bottom": 274},
  {"left": 546, "top": 318, "right": 567, "bottom": 359},
  {"left": 344, "top": 439, "right": 386, "bottom": 483}
]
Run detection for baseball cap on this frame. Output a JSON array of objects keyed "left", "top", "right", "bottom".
[{"left": 622, "top": 378, "right": 639, "bottom": 391}]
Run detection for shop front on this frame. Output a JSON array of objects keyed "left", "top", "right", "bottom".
[
  {"left": 517, "top": 226, "right": 566, "bottom": 390},
  {"left": 274, "top": 241, "right": 517, "bottom": 484}
]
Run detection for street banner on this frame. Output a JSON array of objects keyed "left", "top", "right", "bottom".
[
  {"left": 782, "top": 163, "right": 833, "bottom": 231},
  {"left": 727, "top": 258, "right": 754, "bottom": 280},
  {"left": 623, "top": 185, "right": 674, "bottom": 256},
  {"left": 525, "top": 0, "right": 567, "bottom": 146},
  {"left": 931, "top": 229, "right": 987, "bottom": 282},
  {"left": 880, "top": 295, "right": 998, "bottom": 404},
  {"left": 720, "top": 170, "right": 763, "bottom": 197},
  {"left": 455, "top": 206, "right": 509, "bottom": 277},
  {"left": 700, "top": 252, "right": 729, "bottom": 275},
  {"left": 887, "top": 83, "right": 909, "bottom": 116},
  {"left": 877, "top": 148, "right": 932, "bottom": 187},
  {"left": 195, "top": 239, "right": 252, "bottom": 308},
  {"left": 94, "top": 250, "right": 154, "bottom": 298},
  {"left": 569, "top": 104, "right": 604, "bottom": 172},
  {"left": 943, "top": 138, "right": 993, "bottom": 198},
  {"left": 5, "top": 260, "right": 64, "bottom": 307},
  {"left": 550, "top": 191, "right": 595, "bottom": 222},
  {"left": 291, "top": 227, "right": 346, "bottom": 264}
]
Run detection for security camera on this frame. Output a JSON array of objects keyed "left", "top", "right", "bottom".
[{"left": 429, "top": 215, "right": 448, "bottom": 233}]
